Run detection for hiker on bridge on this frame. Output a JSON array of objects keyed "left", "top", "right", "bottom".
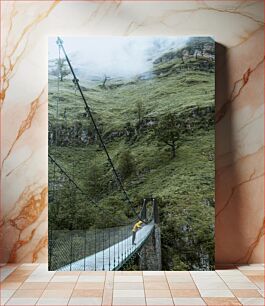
[{"left": 132, "top": 220, "right": 143, "bottom": 245}]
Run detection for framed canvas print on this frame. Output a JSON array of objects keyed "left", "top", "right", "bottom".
[{"left": 48, "top": 36, "right": 215, "bottom": 271}]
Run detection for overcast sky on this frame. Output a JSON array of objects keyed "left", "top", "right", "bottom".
[{"left": 48, "top": 37, "right": 189, "bottom": 79}]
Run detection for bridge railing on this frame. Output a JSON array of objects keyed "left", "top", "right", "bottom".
[{"left": 48, "top": 223, "right": 135, "bottom": 271}]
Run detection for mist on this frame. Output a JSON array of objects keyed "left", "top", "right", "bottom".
[{"left": 48, "top": 37, "right": 189, "bottom": 79}]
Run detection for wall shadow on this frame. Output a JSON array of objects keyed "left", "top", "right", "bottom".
[{"left": 215, "top": 42, "right": 240, "bottom": 265}]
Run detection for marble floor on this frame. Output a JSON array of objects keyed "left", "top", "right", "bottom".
[{"left": 0, "top": 263, "right": 264, "bottom": 305}]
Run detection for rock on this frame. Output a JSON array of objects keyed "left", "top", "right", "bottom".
[{"left": 48, "top": 123, "right": 98, "bottom": 146}]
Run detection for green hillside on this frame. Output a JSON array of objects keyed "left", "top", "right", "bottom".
[{"left": 48, "top": 38, "right": 215, "bottom": 270}]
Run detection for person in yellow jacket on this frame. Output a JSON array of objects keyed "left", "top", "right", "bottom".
[{"left": 132, "top": 220, "right": 143, "bottom": 245}]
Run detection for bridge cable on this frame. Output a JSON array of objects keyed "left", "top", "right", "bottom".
[
  {"left": 56, "top": 37, "right": 146, "bottom": 223},
  {"left": 49, "top": 153, "right": 143, "bottom": 227}
]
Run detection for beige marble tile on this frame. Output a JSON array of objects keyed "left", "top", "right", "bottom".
[
  {"left": 169, "top": 282, "right": 197, "bottom": 290},
  {"left": 258, "top": 290, "right": 264, "bottom": 297},
  {"left": 18, "top": 263, "right": 39, "bottom": 270},
  {"left": 115, "top": 271, "right": 142, "bottom": 275},
  {"left": 144, "top": 282, "right": 169, "bottom": 290},
  {"left": 45, "top": 282, "right": 75, "bottom": 290},
  {"left": 1, "top": 297, "right": 10, "bottom": 305},
  {"left": 166, "top": 275, "right": 193, "bottom": 283},
  {"left": 191, "top": 271, "right": 217, "bottom": 277},
  {"left": 74, "top": 282, "right": 104, "bottom": 290},
  {"left": 0, "top": 266, "right": 19, "bottom": 281},
  {"left": 0, "top": 282, "right": 22, "bottom": 290},
  {"left": 145, "top": 290, "right": 172, "bottom": 298},
  {"left": 102, "top": 288, "right": 112, "bottom": 306},
  {"left": 173, "top": 297, "right": 206, "bottom": 305},
  {"left": 143, "top": 271, "right": 165, "bottom": 276},
  {"left": 78, "top": 275, "right": 105, "bottom": 282},
  {"left": 203, "top": 297, "right": 242, "bottom": 305},
  {"left": 37, "top": 298, "right": 69, "bottom": 306},
  {"left": 237, "top": 264, "right": 264, "bottom": 271},
  {"left": 219, "top": 275, "right": 252, "bottom": 282},
  {"left": 25, "top": 275, "right": 54, "bottom": 283},
  {"left": 12, "top": 289, "right": 43, "bottom": 298},
  {"left": 113, "top": 282, "right": 144, "bottom": 290},
  {"left": 112, "top": 296, "right": 146, "bottom": 305},
  {"left": 216, "top": 269, "right": 246, "bottom": 276},
  {"left": 254, "top": 282, "right": 264, "bottom": 290},
  {"left": 19, "top": 282, "right": 48, "bottom": 290},
  {"left": 1, "top": 264, "right": 265, "bottom": 304},
  {"left": 68, "top": 297, "right": 102, "bottom": 305},
  {"left": 50, "top": 275, "right": 78, "bottom": 282},
  {"left": 232, "top": 289, "right": 262, "bottom": 298},
  {"left": 113, "top": 290, "right": 145, "bottom": 297},
  {"left": 225, "top": 282, "right": 258, "bottom": 289},
  {"left": 241, "top": 270, "right": 264, "bottom": 276},
  {"left": 0, "top": 289, "right": 16, "bottom": 299},
  {"left": 199, "top": 289, "right": 234, "bottom": 297},
  {"left": 114, "top": 275, "right": 143, "bottom": 283},
  {"left": 146, "top": 297, "right": 174, "bottom": 305},
  {"left": 6, "top": 297, "right": 39, "bottom": 305},
  {"left": 144, "top": 276, "right": 167, "bottom": 283},
  {"left": 170, "top": 289, "right": 200, "bottom": 297},
  {"left": 40, "top": 290, "right": 72, "bottom": 298},
  {"left": 238, "top": 297, "right": 265, "bottom": 305},
  {"left": 195, "top": 280, "right": 228, "bottom": 290},
  {"left": 71, "top": 289, "right": 103, "bottom": 298}
]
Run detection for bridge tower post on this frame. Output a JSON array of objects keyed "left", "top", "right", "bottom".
[
  {"left": 139, "top": 198, "right": 162, "bottom": 270},
  {"left": 141, "top": 199, "right": 147, "bottom": 220},
  {"left": 153, "top": 198, "right": 159, "bottom": 224}
]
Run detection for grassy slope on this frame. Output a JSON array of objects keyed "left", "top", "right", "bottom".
[
  {"left": 49, "top": 56, "right": 215, "bottom": 270},
  {"left": 49, "top": 58, "right": 214, "bottom": 130}
]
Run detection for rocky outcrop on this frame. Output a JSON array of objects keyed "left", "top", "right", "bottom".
[
  {"left": 48, "top": 122, "right": 97, "bottom": 146},
  {"left": 48, "top": 105, "right": 214, "bottom": 147},
  {"left": 153, "top": 57, "right": 215, "bottom": 77},
  {"left": 153, "top": 37, "right": 215, "bottom": 66}
]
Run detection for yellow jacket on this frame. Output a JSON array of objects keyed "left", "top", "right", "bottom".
[{"left": 132, "top": 221, "right": 143, "bottom": 232}]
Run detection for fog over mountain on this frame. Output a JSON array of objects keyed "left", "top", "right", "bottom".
[{"left": 48, "top": 37, "right": 189, "bottom": 80}]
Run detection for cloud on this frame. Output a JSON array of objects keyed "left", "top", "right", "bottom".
[{"left": 48, "top": 37, "right": 189, "bottom": 79}]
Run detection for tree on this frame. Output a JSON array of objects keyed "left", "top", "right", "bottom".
[
  {"left": 118, "top": 150, "right": 136, "bottom": 180},
  {"left": 49, "top": 58, "right": 71, "bottom": 81},
  {"left": 155, "top": 113, "right": 181, "bottom": 158},
  {"left": 135, "top": 100, "right": 144, "bottom": 126},
  {"left": 102, "top": 74, "right": 110, "bottom": 89},
  {"left": 84, "top": 163, "right": 106, "bottom": 200}
]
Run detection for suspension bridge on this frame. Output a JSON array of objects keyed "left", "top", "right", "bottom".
[
  {"left": 56, "top": 222, "right": 155, "bottom": 271},
  {"left": 48, "top": 37, "right": 161, "bottom": 271}
]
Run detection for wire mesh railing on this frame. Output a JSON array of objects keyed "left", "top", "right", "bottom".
[
  {"left": 48, "top": 222, "right": 155, "bottom": 271},
  {"left": 48, "top": 150, "right": 157, "bottom": 271}
]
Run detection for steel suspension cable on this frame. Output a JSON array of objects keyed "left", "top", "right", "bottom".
[
  {"left": 49, "top": 153, "right": 141, "bottom": 226},
  {"left": 49, "top": 153, "right": 96, "bottom": 204},
  {"left": 56, "top": 37, "right": 145, "bottom": 222}
]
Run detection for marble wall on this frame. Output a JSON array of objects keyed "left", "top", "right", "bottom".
[{"left": 0, "top": 1, "right": 264, "bottom": 264}]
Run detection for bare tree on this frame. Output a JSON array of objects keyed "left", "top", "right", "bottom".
[
  {"left": 49, "top": 58, "right": 71, "bottom": 81},
  {"left": 102, "top": 74, "right": 110, "bottom": 89},
  {"left": 135, "top": 100, "right": 144, "bottom": 125}
]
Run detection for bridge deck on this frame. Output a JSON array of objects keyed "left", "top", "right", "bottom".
[{"left": 58, "top": 223, "right": 154, "bottom": 271}]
